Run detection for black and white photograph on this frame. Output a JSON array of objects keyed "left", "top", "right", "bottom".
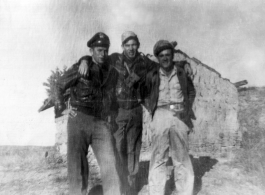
[{"left": 0, "top": 0, "right": 265, "bottom": 194}]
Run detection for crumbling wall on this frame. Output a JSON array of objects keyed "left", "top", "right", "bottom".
[{"left": 55, "top": 115, "right": 68, "bottom": 155}]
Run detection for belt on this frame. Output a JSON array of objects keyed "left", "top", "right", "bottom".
[
  {"left": 158, "top": 102, "right": 185, "bottom": 112},
  {"left": 72, "top": 105, "right": 102, "bottom": 118}
]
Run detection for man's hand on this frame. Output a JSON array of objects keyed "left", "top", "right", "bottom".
[
  {"left": 182, "top": 109, "right": 195, "bottom": 134},
  {"left": 183, "top": 63, "right": 194, "bottom": 80},
  {"left": 78, "top": 60, "right": 89, "bottom": 76},
  {"left": 62, "top": 107, "right": 77, "bottom": 118}
]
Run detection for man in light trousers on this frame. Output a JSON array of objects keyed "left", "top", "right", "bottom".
[{"left": 145, "top": 40, "right": 195, "bottom": 195}]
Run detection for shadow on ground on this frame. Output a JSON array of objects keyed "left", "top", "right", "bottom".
[
  {"left": 135, "top": 156, "right": 218, "bottom": 195},
  {"left": 86, "top": 156, "right": 218, "bottom": 195},
  {"left": 88, "top": 185, "right": 103, "bottom": 195},
  {"left": 191, "top": 156, "right": 218, "bottom": 195}
]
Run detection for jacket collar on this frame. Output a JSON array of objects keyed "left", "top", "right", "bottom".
[{"left": 159, "top": 65, "right": 178, "bottom": 81}]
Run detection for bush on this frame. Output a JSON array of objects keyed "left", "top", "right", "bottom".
[
  {"left": 39, "top": 66, "right": 69, "bottom": 117},
  {"left": 43, "top": 66, "right": 68, "bottom": 102}
]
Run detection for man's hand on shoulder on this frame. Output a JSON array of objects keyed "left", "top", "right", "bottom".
[
  {"left": 183, "top": 62, "right": 194, "bottom": 80},
  {"left": 176, "top": 61, "right": 194, "bottom": 80},
  {"left": 78, "top": 60, "right": 89, "bottom": 76}
]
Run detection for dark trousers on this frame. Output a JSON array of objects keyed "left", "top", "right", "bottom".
[
  {"left": 67, "top": 111, "right": 121, "bottom": 195},
  {"left": 114, "top": 106, "right": 143, "bottom": 193}
]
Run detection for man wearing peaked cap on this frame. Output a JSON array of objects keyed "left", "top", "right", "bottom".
[
  {"left": 78, "top": 31, "right": 157, "bottom": 195},
  {"left": 144, "top": 39, "right": 195, "bottom": 195},
  {"left": 55, "top": 32, "right": 122, "bottom": 195},
  {"left": 87, "top": 32, "right": 110, "bottom": 48}
]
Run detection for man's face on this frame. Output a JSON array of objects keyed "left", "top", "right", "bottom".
[
  {"left": 122, "top": 39, "right": 139, "bottom": 59},
  {"left": 91, "top": 46, "right": 109, "bottom": 64},
  {"left": 157, "top": 49, "right": 174, "bottom": 70}
]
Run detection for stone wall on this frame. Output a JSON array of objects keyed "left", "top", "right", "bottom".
[
  {"left": 55, "top": 51, "right": 241, "bottom": 162},
  {"left": 55, "top": 115, "right": 68, "bottom": 155}
]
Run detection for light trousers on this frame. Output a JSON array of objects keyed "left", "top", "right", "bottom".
[{"left": 148, "top": 108, "right": 194, "bottom": 195}]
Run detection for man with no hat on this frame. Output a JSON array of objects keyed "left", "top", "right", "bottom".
[
  {"left": 145, "top": 40, "right": 195, "bottom": 195},
  {"left": 78, "top": 31, "right": 156, "bottom": 194},
  {"left": 55, "top": 32, "right": 121, "bottom": 195}
]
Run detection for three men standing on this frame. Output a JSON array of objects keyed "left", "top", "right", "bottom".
[{"left": 58, "top": 31, "right": 195, "bottom": 195}]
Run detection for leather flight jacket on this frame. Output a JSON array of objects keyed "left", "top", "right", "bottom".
[{"left": 55, "top": 56, "right": 116, "bottom": 118}]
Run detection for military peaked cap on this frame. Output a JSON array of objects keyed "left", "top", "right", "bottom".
[{"left": 87, "top": 32, "right": 110, "bottom": 48}]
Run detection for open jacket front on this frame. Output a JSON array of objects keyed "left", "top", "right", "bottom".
[{"left": 145, "top": 61, "right": 196, "bottom": 127}]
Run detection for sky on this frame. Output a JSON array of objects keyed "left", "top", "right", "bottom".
[{"left": 0, "top": 0, "right": 264, "bottom": 146}]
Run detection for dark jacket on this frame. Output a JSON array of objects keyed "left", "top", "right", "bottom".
[
  {"left": 55, "top": 56, "right": 117, "bottom": 118},
  {"left": 145, "top": 61, "right": 196, "bottom": 125},
  {"left": 110, "top": 52, "right": 156, "bottom": 109}
]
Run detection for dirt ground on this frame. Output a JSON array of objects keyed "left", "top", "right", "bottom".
[
  {"left": 0, "top": 165, "right": 68, "bottom": 195},
  {"left": 137, "top": 155, "right": 264, "bottom": 195},
  {"left": 0, "top": 152, "right": 264, "bottom": 195},
  {"left": 1, "top": 87, "right": 265, "bottom": 195},
  {"left": 0, "top": 147, "right": 68, "bottom": 195}
]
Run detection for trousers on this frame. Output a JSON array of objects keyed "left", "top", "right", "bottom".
[
  {"left": 114, "top": 106, "right": 143, "bottom": 193},
  {"left": 67, "top": 111, "right": 121, "bottom": 195},
  {"left": 148, "top": 108, "right": 194, "bottom": 195}
]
